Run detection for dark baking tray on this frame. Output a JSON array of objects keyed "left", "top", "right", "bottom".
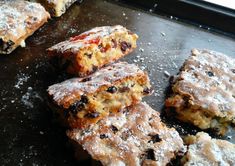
[{"left": 0, "top": 0, "right": 234, "bottom": 165}]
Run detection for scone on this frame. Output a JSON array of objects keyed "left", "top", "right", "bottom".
[
  {"left": 48, "top": 62, "right": 152, "bottom": 129},
  {"left": 165, "top": 49, "right": 235, "bottom": 135},
  {"left": 0, "top": 1, "right": 50, "bottom": 54},
  {"left": 182, "top": 132, "right": 235, "bottom": 166},
  {"left": 47, "top": 25, "right": 138, "bottom": 76},
  {"left": 38, "top": 0, "right": 78, "bottom": 17},
  {"left": 67, "top": 102, "right": 186, "bottom": 166}
]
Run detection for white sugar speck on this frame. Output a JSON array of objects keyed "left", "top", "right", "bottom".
[
  {"left": 14, "top": 73, "right": 30, "bottom": 89},
  {"left": 161, "top": 32, "right": 166, "bottom": 36},
  {"left": 139, "top": 48, "right": 144, "bottom": 52},
  {"left": 21, "top": 87, "right": 43, "bottom": 109},
  {"left": 164, "top": 71, "right": 170, "bottom": 77}
]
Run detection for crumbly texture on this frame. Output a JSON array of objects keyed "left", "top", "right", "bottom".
[
  {"left": 48, "top": 62, "right": 152, "bottom": 129},
  {"left": 47, "top": 25, "right": 138, "bottom": 76},
  {"left": 0, "top": 1, "right": 50, "bottom": 54},
  {"left": 182, "top": 132, "right": 235, "bottom": 166},
  {"left": 38, "top": 0, "right": 77, "bottom": 17},
  {"left": 67, "top": 102, "right": 186, "bottom": 166},
  {"left": 165, "top": 49, "right": 235, "bottom": 135}
]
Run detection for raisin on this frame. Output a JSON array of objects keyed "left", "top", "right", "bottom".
[
  {"left": 231, "top": 123, "right": 235, "bottom": 128},
  {"left": 100, "top": 134, "right": 109, "bottom": 139},
  {"left": 68, "top": 96, "right": 88, "bottom": 115},
  {"left": 146, "top": 149, "right": 156, "bottom": 160},
  {"left": 143, "top": 87, "right": 153, "bottom": 95},
  {"left": 169, "top": 76, "right": 177, "bottom": 85},
  {"left": 119, "top": 86, "right": 130, "bottom": 93},
  {"left": 121, "top": 130, "right": 131, "bottom": 140},
  {"left": 107, "top": 86, "right": 117, "bottom": 93},
  {"left": 63, "top": 111, "right": 69, "bottom": 118},
  {"left": 111, "top": 39, "right": 117, "bottom": 48},
  {"left": 68, "top": 100, "right": 85, "bottom": 115},
  {"left": 84, "top": 52, "right": 92, "bottom": 59},
  {"left": 111, "top": 125, "right": 118, "bottom": 133},
  {"left": 85, "top": 112, "right": 100, "bottom": 118},
  {"left": 33, "top": 17, "right": 37, "bottom": 21},
  {"left": 92, "top": 65, "right": 98, "bottom": 73},
  {"left": 0, "top": 38, "right": 3, "bottom": 46},
  {"left": 127, "top": 31, "right": 134, "bottom": 35},
  {"left": 80, "top": 95, "right": 89, "bottom": 104},
  {"left": 207, "top": 71, "right": 214, "bottom": 77},
  {"left": 98, "top": 44, "right": 102, "bottom": 49},
  {"left": 123, "top": 108, "right": 130, "bottom": 114},
  {"left": 99, "top": 43, "right": 110, "bottom": 53},
  {"left": 2, "top": 40, "right": 14, "bottom": 51},
  {"left": 148, "top": 134, "right": 162, "bottom": 143},
  {"left": 81, "top": 77, "right": 92, "bottom": 82},
  {"left": 120, "top": 41, "right": 131, "bottom": 53}
]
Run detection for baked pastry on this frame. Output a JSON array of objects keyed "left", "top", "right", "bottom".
[
  {"left": 47, "top": 25, "right": 138, "bottom": 76},
  {"left": 0, "top": 1, "right": 50, "bottom": 54},
  {"left": 38, "top": 0, "right": 78, "bottom": 17},
  {"left": 48, "top": 62, "right": 152, "bottom": 129},
  {"left": 67, "top": 102, "right": 186, "bottom": 166},
  {"left": 165, "top": 49, "right": 235, "bottom": 135},
  {"left": 182, "top": 132, "right": 235, "bottom": 165}
]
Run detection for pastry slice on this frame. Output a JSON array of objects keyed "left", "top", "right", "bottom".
[
  {"left": 38, "top": 0, "right": 78, "bottom": 17},
  {"left": 67, "top": 102, "right": 186, "bottom": 166},
  {"left": 182, "top": 132, "right": 235, "bottom": 166},
  {"left": 0, "top": 1, "right": 50, "bottom": 54},
  {"left": 165, "top": 49, "right": 235, "bottom": 135},
  {"left": 48, "top": 62, "right": 152, "bottom": 129},
  {"left": 47, "top": 25, "right": 138, "bottom": 76}
]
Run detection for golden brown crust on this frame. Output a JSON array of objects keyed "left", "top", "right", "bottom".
[
  {"left": 67, "top": 102, "right": 185, "bottom": 166},
  {"left": 47, "top": 25, "right": 138, "bottom": 76},
  {"left": 0, "top": 1, "right": 50, "bottom": 54},
  {"left": 165, "top": 49, "right": 235, "bottom": 135},
  {"left": 48, "top": 62, "right": 152, "bottom": 129},
  {"left": 182, "top": 132, "right": 235, "bottom": 166}
]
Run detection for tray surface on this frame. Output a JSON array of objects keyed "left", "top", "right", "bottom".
[{"left": 0, "top": 0, "right": 234, "bottom": 165}]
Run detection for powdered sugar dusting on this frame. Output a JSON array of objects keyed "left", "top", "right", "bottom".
[
  {"left": 67, "top": 102, "right": 185, "bottom": 166},
  {"left": 48, "top": 62, "right": 146, "bottom": 106},
  {"left": 0, "top": 1, "right": 49, "bottom": 42},
  {"left": 177, "top": 49, "right": 235, "bottom": 118},
  {"left": 184, "top": 132, "right": 235, "bottom": 166},
  {"left": 14, "top": 73, "right": 30, "bottom": 89},
  {"left": 21, "top": 87, "right": 43, "bottom": 109},
  {"left": 48, "top": 25, "right": 127, "bottom": 53}
]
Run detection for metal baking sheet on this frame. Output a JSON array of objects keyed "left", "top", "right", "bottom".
[{"left": 0, "top": 0, "right": 234, "bottom": 165}]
